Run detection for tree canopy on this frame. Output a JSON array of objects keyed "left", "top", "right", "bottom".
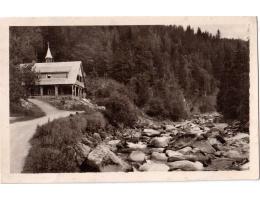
[{"left": 9, "top": 25, "right": 249, "bottom": 121}]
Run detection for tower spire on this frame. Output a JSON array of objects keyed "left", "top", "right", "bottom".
[{"left": 45, "top": 42, "right": 53, "bottom": 62}]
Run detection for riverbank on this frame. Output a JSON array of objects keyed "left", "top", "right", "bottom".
[{"left": 23, "top": 110, "right": 249, "bottom": 173}]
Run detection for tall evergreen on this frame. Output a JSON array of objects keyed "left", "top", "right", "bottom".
[{"left": 10, "top": 25, "right": 249, "bottom": 121}]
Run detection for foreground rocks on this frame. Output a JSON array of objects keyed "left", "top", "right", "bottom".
[
  {"left": 82, "top": 144, "right": 131, "bottom": 172},
  {"left": 139, "top": 161, "right": 170, "bottom": 171},
  {"left": 168, "top": 160, "right": 204, "bottom": 171},
  {"left": 74, "top": 112, "right": 249, "bottom": 172}
]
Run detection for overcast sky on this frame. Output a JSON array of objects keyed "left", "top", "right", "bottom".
[{"left": 185, "top": 24, "right": 250, "bottom": 40}]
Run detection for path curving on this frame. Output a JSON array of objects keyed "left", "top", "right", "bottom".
[{"left": 10, "top": 98, "right": 78, "bottom": 173}]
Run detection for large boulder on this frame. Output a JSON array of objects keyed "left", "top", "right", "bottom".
[
  {"left": 214, "top": 123, "right": 228, "bottom": 133},
  {"left": 227, "top": 133, "right": 249, "bottom": 143},
  {"left": 208, "top": 137, "right": 221, "bottom": 146},
  {"left": 149, "top": 148, "right": 165, "bottom": 153},
  {"left": 207, "top": 158, "right": 235, "bottom": 170},
  {"left": 107, "top": 139, "right": 121, "bottom": 151},
  {"left": 150, "top": 137, "right": 171, "bottom": 148},
  {"left": 166, "top": 150, "right": 184, "bottom": 158},
  {"left": 151, "top": 152, "right": 168, "bottom": 162},
  {"left": 81, "top": 137, "right": 94, "bottom": 147},
  {"left": 166, "top": 150, "right": 187, "bottom": 161},
  {"left": 143, "top": 129, "right": 161, "bottom": 137},
  {"left": 139, "top": 161, "right": 170, "bottom": 171},
  {"left": 192, "top": 140, "right": 216, "bottom": 154},
  {"left": 166, "top": 149, "right": 209, "bottom": 163},
  {"left": 85, "top": 144, "right": 131, "bottom": 172},
  {"left": 127, "top": 142, "right": 147, "bottom": 150},
  {"left": 189, "top": 126, "right": 204, "bottom": 136},
  {"left": 178, "top": 146, "right": 193, "bottom": 154},
  {"left": 168, "top": 160, "right": 204, "bottom": 171},
  {"left": 74, "top": 142, "right": 91, "bottom": 165},
  {"left": 93, "top": 132, "right": 102, "bottom": 142},
  {"left": 240, "top": 162, "right": 249, "bottom": 170},
  {"left": 223, "top": 150, "right": 248, "bottom": 161},
  {"left": 129, "top": 151, "right": 146, "bottom": 162},
  {"left": 164, "top": 125, "right": 175, "bottom": 131},
  {"left": 169, "top": 134, "right": 197, "bottom": 150}
]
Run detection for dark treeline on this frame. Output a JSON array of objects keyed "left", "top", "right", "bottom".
[{"left": 10, "top": 25, "right": 249, "bottom": 122}]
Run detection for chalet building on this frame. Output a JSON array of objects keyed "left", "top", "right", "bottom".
[{"left": 29, "top": 44, "right": 86, "bottom": 98}]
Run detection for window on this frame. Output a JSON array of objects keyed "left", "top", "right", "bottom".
[{"left": 77, "top": 75, "right": 82, "bottom": 82}]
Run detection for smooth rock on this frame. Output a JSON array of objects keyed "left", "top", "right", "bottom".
[
  {"left": 93, "top": 132, "right": 102, "bottom": 142},
  {"left": 139, "top": 161, "right": 170, "bottom": 171},
  {"left": 192, "top": 140, "right": 216, "bottom": 154},
  {"left": 228, "top": 133, "right": 249, "bottom": 142},
  {"left": 166, "top": 150, "right": 184, "bottom": 158},
  {"left": 192, "top": 147, "right": 201, "bottom": 153},
  {"left": 240, "top": 162, "right": 249, "bottom": 170},
  {"left": 100, "top": 165, "right": 127, "bottom": 172},
  {"left": 150, "top": 137, "right": 171, "bottom": 148},
  {"left": 223, "top": 150, "right": 247, "bottom": 161},
  {"left": 150, "top": 148, "right": 165, "bottom": 153},
  {"left": 127, "top": 142, "right": 147, "bottom": 150},
  {"left": 204, "top": 122, "right": 215, "bottom": 128},
  {"left": 206, "top": 130, "right": 220, "bottom": 138},
  {"left": 129, "top": 151, "right": 146, "bottom": 162},
  {"left": 190, "top": 127, "right": 204, "bottom": 136},
  {"left": 107, "top": 139, "right": 121, "bottom": 151},
  {"left": 143, "top": 129, "right": 161, "bottom": 137},
  {"left": 207, "top": 158, "right": 235, "bottom": 170},
  {"left": 168, "top": 160, "right": 204, "bottom": 171},
  {"left": 214, "top": 123, "right": 228, "bottom": 132},
  {"left": 167, "top": 151, "right": 208, "bottom": 163},
  {"left": 81, "top": 137, "right": 94, "bottom": 147},
  {"left": 150, "top": 124, "right": 161, "bottom": 130},
  {"left": 87, "top": 144, "right": 131, "bottom": 172},
  {"left": 208, "top": 137, "right": 221, "bottom": 146},
  {"left": 178, "top": 146, "right": 193, "bottom": 154},
  {"left": 167, "top": 156, "right": 185, "bottom": 162},
  {"left": 171, "top": 134, "right": 197, "bottom": 149},
  {"left": 74, "top": 142, "right": 91, "bottom": 165},
  {"left": 108, "top": 139, "right": 121, "bottom": 146},
  {"left": 214, "top": 151, "right": 223, "bottom": 156},
  {"left": 170, "top": 129, "right": 179, "bottom": 136},
  {"left": 165, "top": 125, "right": 175, "bottom": 131},
  {"left": 132, "top": 131, "right": 142, "bottom": 138},
  {"left": 151, "top": 152, "right": 168, "bottom": 161}
]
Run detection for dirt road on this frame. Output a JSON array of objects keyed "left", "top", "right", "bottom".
[{"left": 10, "top": 98, "right": 78, "bottom": 173}]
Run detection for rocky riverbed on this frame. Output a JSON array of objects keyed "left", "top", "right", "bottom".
[{"left": 73, "top": 113, "right": 249, "bottom": 172}]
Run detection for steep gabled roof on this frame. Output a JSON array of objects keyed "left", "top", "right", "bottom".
[{"left": 33, "top": 61, "right": 84, "bottom": 86}]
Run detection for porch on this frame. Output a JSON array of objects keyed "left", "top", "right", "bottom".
[{"left": 32, "top": 84, "right": 85, "bottom": 98}]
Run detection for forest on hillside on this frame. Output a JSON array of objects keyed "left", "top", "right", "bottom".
[{"left": 9, "top": 25, "right": 249, "bottom": 123}]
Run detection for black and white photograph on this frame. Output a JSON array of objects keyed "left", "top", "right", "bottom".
[{"left": 0, "top": 17, "right": 259, "bottom": 183}]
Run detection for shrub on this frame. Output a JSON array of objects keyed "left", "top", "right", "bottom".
[
  {"left": 86, "top": 77, "right": 134, "bottom": 101},
  {"left": 97, "top": 92, "right": 138, "bottom": 128},
  {"left": 167, "top": 100, "right": 187, "bottom": 121},
  {"left": 84, "top": 112, "right": 107, "bottom": 132},
  {"left": 70, "top": 103, "right": 89, "bottom": 111},
  {"left": 23, "top": 146, "right": 79, "bottom": 173},
  {"left": 199, "top": 96, "right": 216, "bottom": 113},
  {"left": 146, "top": 90, "right": 188, "bottom": 121},
  {"left": 146, "top": 97, "right": 166, "bottom": 117},
  {"left": 23, "top": 111, "right": 107, "bottom": 173},
  {"left": 10, "top": 101, "right": 45, "bottom": 121}
]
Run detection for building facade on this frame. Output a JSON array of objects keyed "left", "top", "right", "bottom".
[{"left": 28, "top": 44, "right": 86, "bottom": 98}]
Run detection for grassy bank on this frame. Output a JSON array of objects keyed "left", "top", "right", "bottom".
[
  {"left": 23, "top": 110, "right": 108, "bottom": 173},
  {"left": 38, "top": 96, "right": 88, "bottom": 111},
  {"left": 10, "top": 101, "right": 45, "bottom": 123}
]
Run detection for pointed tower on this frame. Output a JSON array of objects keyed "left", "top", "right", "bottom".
[{"left": 45, "top": 42, "right": 53, "bottom": 62}]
